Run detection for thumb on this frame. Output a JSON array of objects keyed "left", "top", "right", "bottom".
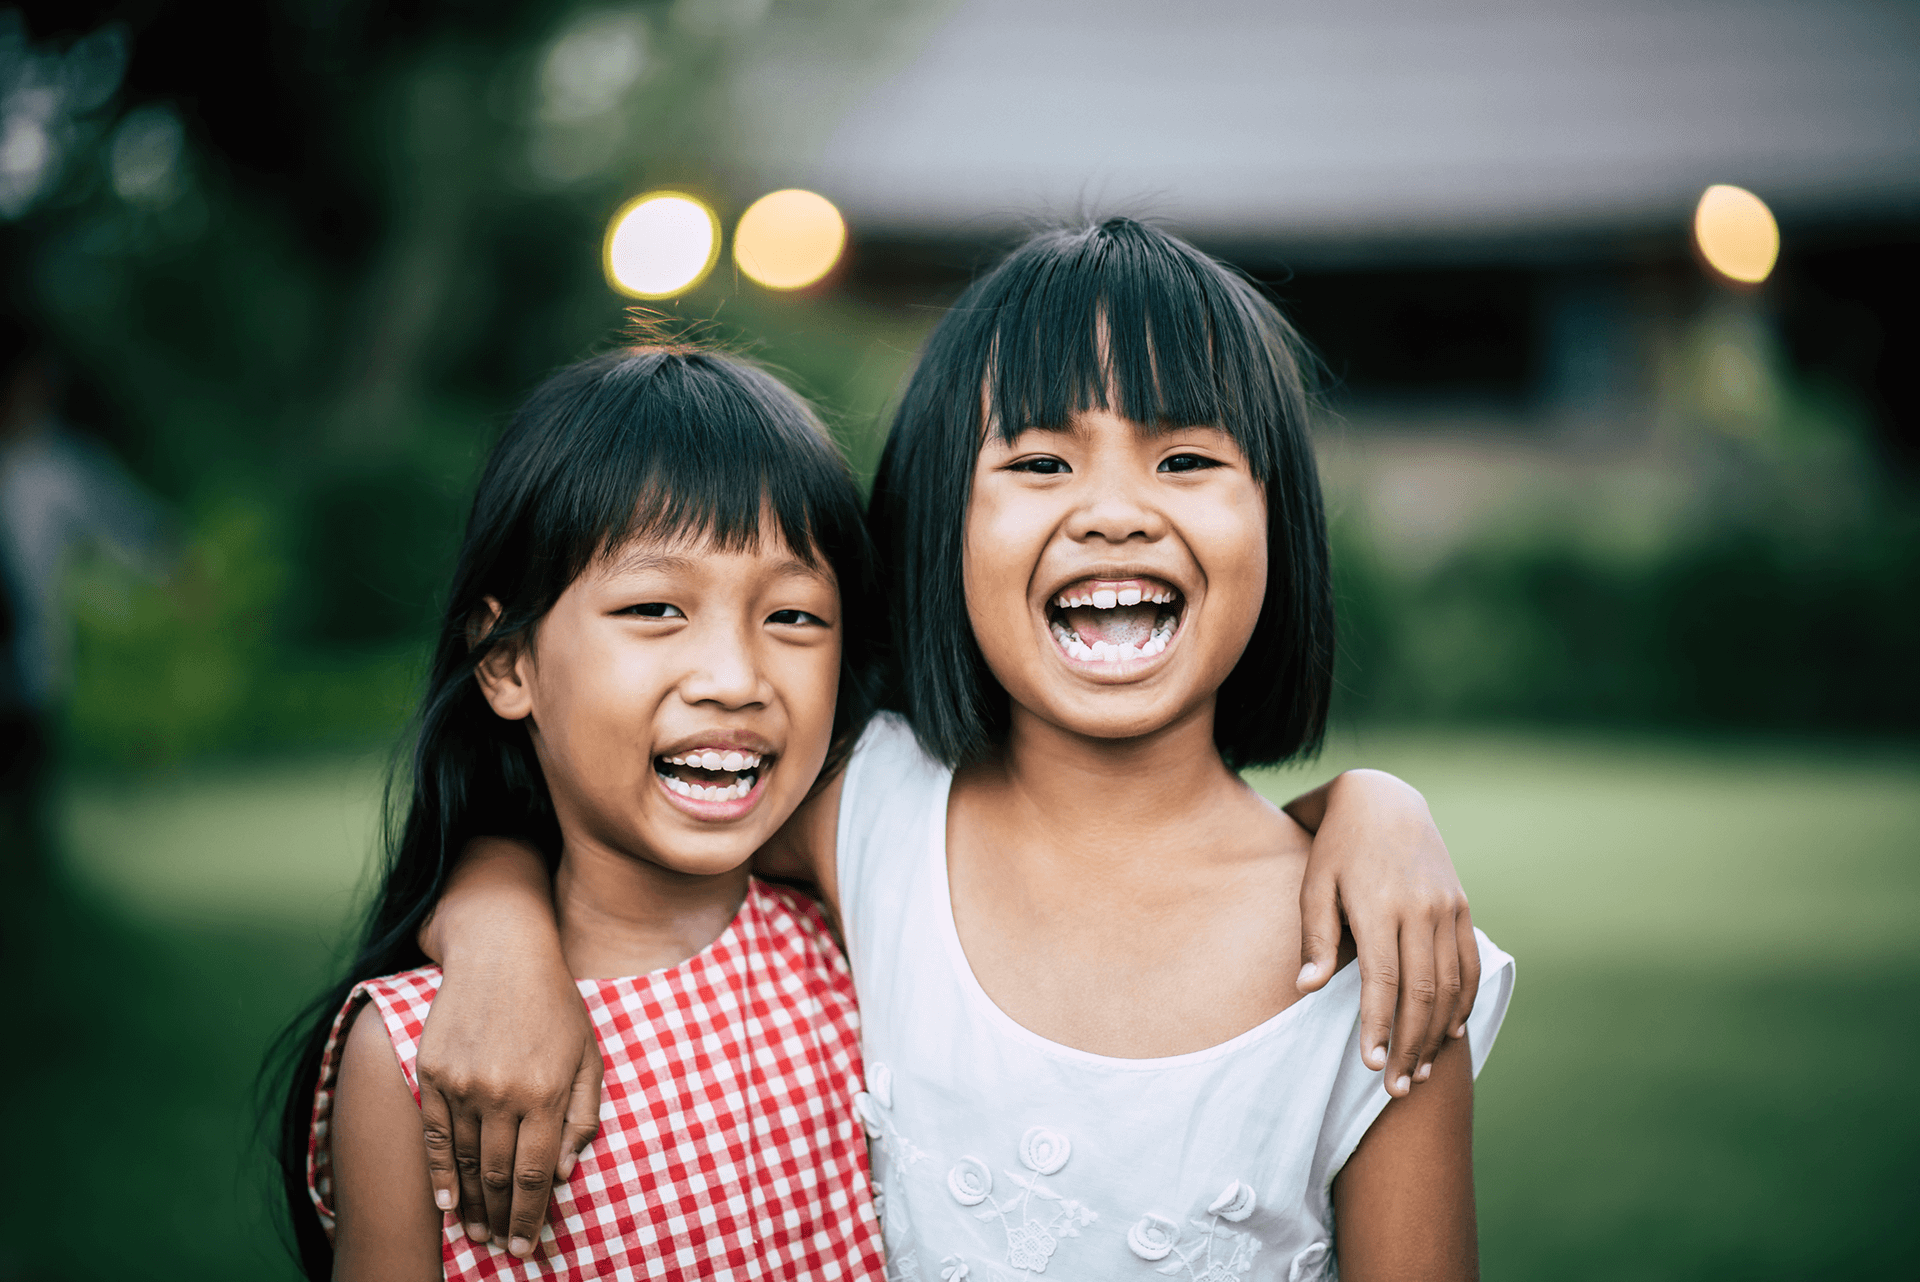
[
  {"left": 1296, "top": 870, "right": 1342, "bottom": 993},
  {"left": 555, "top": 1041, "right": 602, "bottom": 1181}
]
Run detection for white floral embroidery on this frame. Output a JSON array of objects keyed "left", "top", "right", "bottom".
[
  {"left": 1127, "top": 1214, "right": 1180, "bottom": 1261},
  {"left": 939, "top": 1256, "right": 971, "bottom": 1281},
  {"left": 1287, "top": 1242, "right": 1331, "bottom": 1282},
  {"left": 1207, "top": 1181, "right": 1256, "bottom": 1223},
  {"left": 948, "top": 1157, "right": 993, "bottom": 1206},
  {"left": 1018, "top": 1126, "right": 1071, "bottom": 1175},
  {"left": 1132, "top": 1181, "right": 1262, "bottom": 1280},
  {"left": 857, "top": 1082, "right": 928, "bottom": 1168},
  {"left": 963, "top": 1126, "right": 1097, "bottom": 1273}
]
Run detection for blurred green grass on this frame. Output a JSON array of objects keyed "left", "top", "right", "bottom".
[{"left": 6, "top": 729, "right": 1914, "bottom": 1279}]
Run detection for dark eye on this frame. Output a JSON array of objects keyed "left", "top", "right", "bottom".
[
  {"left": 1008, "top": 455, "right": 1071, "bottom": 475},
  {"left": 1159, "top": 453, "right": 1220, "bottom": 474},
  {"left": 618, "top": 602, "right": 685, "bottom": 618},
  {"left": 769, "top": 608, "right": 829, "bottom": 627}
]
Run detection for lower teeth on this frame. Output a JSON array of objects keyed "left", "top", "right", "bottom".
[
  {"left": 662, "top": 773, "right": 756, "bottom": 802},
  {"left": 1051, "top": 620, "right": 1174, "bottom": 663}
]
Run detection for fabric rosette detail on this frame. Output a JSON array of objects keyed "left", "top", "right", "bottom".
[
  {"left": 1017, "top": 1125, "right": 1071, "bottom": 1175},
  {"left": 852, "top": 1092, "right": 882, "bottom": 1138},
  {"left": 1126, "top": 1214, "right": 1179, "bottom": 1261},
  {"left": 1288, "top": 1241, "right": 1331, "bottom": 1282},
  {"left": 947, "top": 1156, "right": 993, "bottom": 1206},
  {"left": 1208, "top": 1179, "right": 1257, "bottom": 1222},
  {"left": 866, "top": 1061, "right": 893, "bottom": 1110}
]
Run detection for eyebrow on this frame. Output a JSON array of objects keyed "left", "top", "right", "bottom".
[{"left": 604, "top": 546, "right": 831, "bottom": 586}]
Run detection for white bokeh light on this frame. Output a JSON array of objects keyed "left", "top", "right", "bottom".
[{"left": 604, "top": 192, "right": 719, "bottom": 298}]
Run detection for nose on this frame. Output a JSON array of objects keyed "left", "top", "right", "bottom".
[
  {"left": 1064, "top": 467, "right": 1168, "bottom": 546},
  {"left": 677, "top": 620, "right": 768, "bottom": 710}
]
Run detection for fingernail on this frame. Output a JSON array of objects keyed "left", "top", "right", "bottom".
[
  {"left": 1367, "top": 1045, "right": 1387, "bottom": 1069},
  {"left": 1297, "top": 963, "right": 1320, "bottom": 986},
  {"left": 436, "top": 1189, "right": 454, "bottom": 1211},
  {"left": 1417, "top": 1062, "right": 1433, "bottom": 1082},
  {"left": 465, "top": 1222, "right": 488, "bottom": 1243},
  {"left": 1453, "top": 1023, "right": 1467, "bottom": 1039},
  {"left": 1394, "top": 1075, "right": 1411, "bottom": 1094},
  {"left": 510, "top": 1237, "right": 532, "bottom": 1258}
]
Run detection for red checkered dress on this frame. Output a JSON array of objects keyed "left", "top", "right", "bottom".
[{"left": 307, "top": 879, "right": 885, "bottom": 1280}]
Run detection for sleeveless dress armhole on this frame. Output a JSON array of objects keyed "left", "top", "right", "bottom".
[
  {"left": 1313, "top": 929, "right": 1516, "bottom": 1194},
  {"left": 306, "top": 969, "right": 443, "bottom": 1234}
]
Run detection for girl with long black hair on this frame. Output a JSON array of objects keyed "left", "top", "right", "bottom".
[{"left": 271, "top": 345, "right": 887, "bottom": 1278}]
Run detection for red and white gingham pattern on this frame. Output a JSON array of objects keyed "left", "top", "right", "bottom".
[{"left": 308, "top": 879, "right": 885, "bottom": 1280}]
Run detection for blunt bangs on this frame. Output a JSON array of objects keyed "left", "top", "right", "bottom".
[
  {"left": 491, "top": 348, "right": 854, "bottom": 589},
  {"left": 872, "top": 218, "right": 1333, "bottom": 770}
]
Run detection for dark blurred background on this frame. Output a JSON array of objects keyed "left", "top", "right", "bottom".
[{"left": 0, "top": 1, "right": 1914, "bottom": 1278}]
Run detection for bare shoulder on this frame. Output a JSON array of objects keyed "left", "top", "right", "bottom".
[
  {"left": 1234, "top": 778, "right": 1314, "bottom": 867},
  {"left": 331, "top": 1000, "right": 444, "bottom": 1281}
]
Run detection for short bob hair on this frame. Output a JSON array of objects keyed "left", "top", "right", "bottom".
[{"left": 869, "top": 217, "right": 1333, "bottom": 770}]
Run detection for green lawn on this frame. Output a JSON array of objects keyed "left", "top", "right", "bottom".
[{"left": 7, "top": 729, "right": 1915, "bottom": 1279}]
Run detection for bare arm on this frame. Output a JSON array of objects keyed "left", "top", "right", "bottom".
[
  {"left": 331, "top": 1004, "right": 445, "bottom": 1282},
  {"left": 414, "top": 839, "right": 599, "bottom": 1258},
  {"left": 1287, "top": 769, "right": 1481, "bottom": 1099},
  {"left": 413, "top": 777, "right": 846, "bottom": 1259},
  {"left": 1332, "top": 1031, "right": 1479, "bottom": 1281},
  {"left": 749, "top": 770, "right": 845, "bottom": 918}
]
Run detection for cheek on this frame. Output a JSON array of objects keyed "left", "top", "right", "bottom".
[
  {"left": 1193, "top": 487, "right": 1269, "bottom": 625},
  {"left": 962, "top": 485, "right": 1044, "bottom": 635}
]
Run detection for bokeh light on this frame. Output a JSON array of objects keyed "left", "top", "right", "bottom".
[
  {"left": 733, "top": 189, "right": 847, "bottom": 291},
  {"left": 603, "top": 192, "right": 719, "bottom": 298},
  {"left": 1693, "top": 184, "right": 1779, "bottom": 285}
]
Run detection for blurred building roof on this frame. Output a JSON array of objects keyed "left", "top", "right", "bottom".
[{"left": 757, "top": 0, "right": 1920, "bottom": 254}]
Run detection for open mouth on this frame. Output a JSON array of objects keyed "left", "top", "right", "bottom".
[
  {"left": 653, "top": 749, "right": 768, "bottom": 803},
  {"left": 1045, "top": 577, "right": 1184, "bottom": 665}
]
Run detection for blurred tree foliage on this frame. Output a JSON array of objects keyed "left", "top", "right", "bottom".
[{"left": 9, "top": 0, "right": 927, "bottom": 768}]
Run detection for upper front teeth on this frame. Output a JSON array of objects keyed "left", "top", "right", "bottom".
[
  {"left": 1053, "top": 585, "right": 1175, "bottom": 609},
  {"left": 664, "top": 750, "right": 763, "bottom": 771}
]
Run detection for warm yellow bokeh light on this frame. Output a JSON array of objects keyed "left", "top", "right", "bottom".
[
  {"left": 604, "top": 192, "right": 719, "bottom": 299},
  {"left": 1694, "top": 184, "right": 1779, "bottom": 285},
  {"left": 733, "top": 189, "right": 847, "bottom": 291}
]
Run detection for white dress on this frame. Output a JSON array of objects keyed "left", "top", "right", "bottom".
[{"left": 835, "top": 715, "right": 1516, "bottom": 1282}]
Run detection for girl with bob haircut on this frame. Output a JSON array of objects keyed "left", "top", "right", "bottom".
[
  {"left": 411, "top": 220, "right": 1505, "bottom": 1281},
  {"left": 270, "top": 346, "right": 888, "bottom": 1279}
]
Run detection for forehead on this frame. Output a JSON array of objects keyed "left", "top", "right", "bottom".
[{"left": 597, "top": 526, "right": 835, "bottom": 589}]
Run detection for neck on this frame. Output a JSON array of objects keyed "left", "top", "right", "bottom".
[
  {"left": 979, "top": 697, "right": 1246, "bottom": 877},
  {"left": 552, "top": 834, "right": 751, "bottom": 980}
]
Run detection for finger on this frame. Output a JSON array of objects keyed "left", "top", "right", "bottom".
[
  {"left": 481, "top": 1110, "right": 519, "bottom": 1243},
  {"left": 1355, "top": 926, "right": 1400, "bottom": 1081},
  {"left": 505, "top": 1110, "right": 562, "bottom": 1259},
  {"left": 419, "top": 1085, "right": 460, "bottom": 1217},
  {"left": 556, "top": 1045, "right": 603, "bottom": 1182},
  {"left": 1296, "top": 871, "right": 1343, "bottom": 993},
  {"left": 452, "top": 1105, "right": 490, "bottom": 1243},
  {"left": 1449, "top": 900, "right": 1482, "bottom": 1040},
  {"left": 1385, "top": 915, "right": 1439, "bottom": 1099},
  {"left": 1412, "top": 916, "right": 1461, "bottom": 1087}
]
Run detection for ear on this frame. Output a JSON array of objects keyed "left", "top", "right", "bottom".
[{"left": 470, "top": 597, "right": 535, "bottom": 721}]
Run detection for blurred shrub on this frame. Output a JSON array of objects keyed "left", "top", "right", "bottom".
[
  {"left": 1334, "top": 505, "right": 1920, "bottom": 732},
  {"left": 65, "top": 494, "right": 419, "bottom": 769}
]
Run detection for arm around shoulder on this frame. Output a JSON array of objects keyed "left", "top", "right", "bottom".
[{"left": 330, "top": 1002, "right": 444, "bottom": 1282}]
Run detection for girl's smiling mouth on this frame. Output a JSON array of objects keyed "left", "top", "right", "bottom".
[
  {"left": 1045, "top": 576, "right": 1185, "bottom": 667},
  {"left": 654, "top": 745, "right": 775, "bottom": 818}
]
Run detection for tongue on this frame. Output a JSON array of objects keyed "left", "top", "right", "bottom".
[{"left": 1063, "top": 604, "right": 1158, "bottom": 645}]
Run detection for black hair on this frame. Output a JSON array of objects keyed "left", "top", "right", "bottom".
[
  {"left": 868, "top": 217, "right": 1333, "bottom": 770},
  {"left": 265, "top": 346, "right": 875, "bottom": 1277}
]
